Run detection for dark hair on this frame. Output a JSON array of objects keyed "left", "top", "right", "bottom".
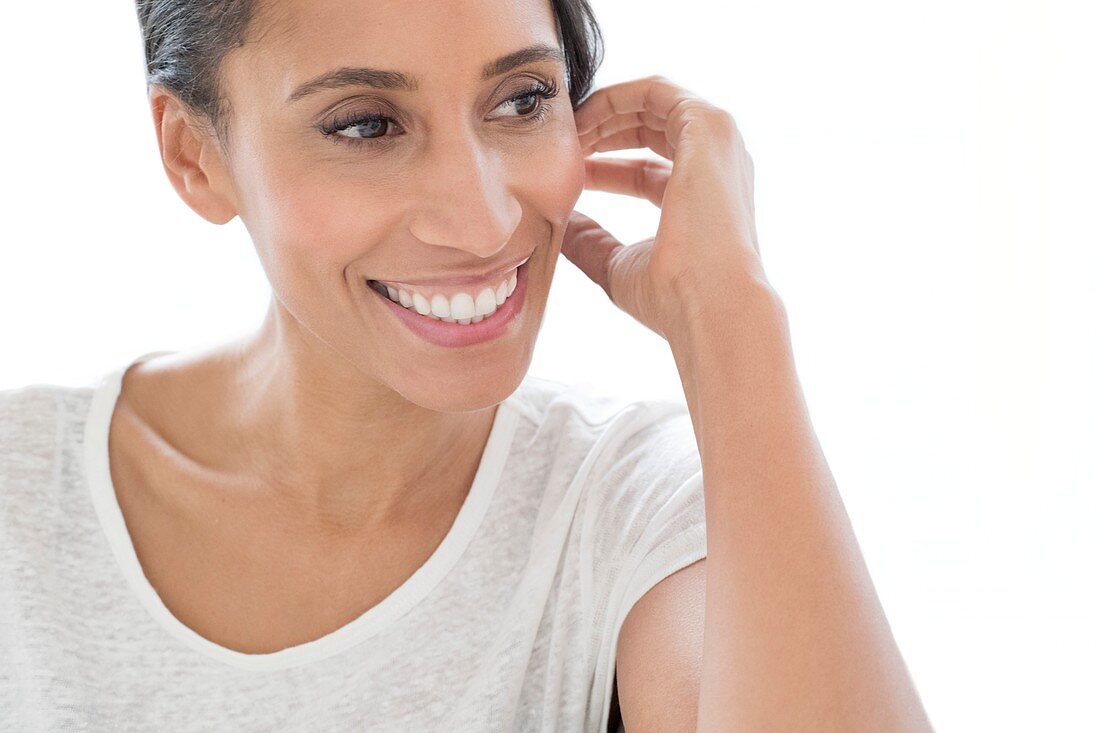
[{"left": 134, "top": 0, "right": 604, "bottom": 152}]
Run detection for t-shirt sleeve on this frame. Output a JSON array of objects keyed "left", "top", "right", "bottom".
[{"left": 579, "top": 397, "right": 708, "bottom": 713}]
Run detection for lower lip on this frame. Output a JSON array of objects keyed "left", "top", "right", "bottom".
[{"left": 365, "top": 259, "right": 529, "bottom": 348}]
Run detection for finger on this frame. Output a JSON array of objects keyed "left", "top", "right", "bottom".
[
  {"left": 583, "top": 156, "right": 672, "bottom": 207},
  {"left": 574, "top": 76, "right": 702, "bottom": 159},
  {"left": 576, "top": 108, "right": 668, "bottom": 155},
  {"left": 573, "top": 76, "right": 697, "bottom": 135},
  {"left": 559, "top": 210, "right": 623, "bottom": 301},
  {"left": 580, "top": 122, "right": 674, "bottom": 160}
]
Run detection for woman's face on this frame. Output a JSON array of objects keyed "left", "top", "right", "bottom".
[{"left": 209, "top": 0, "right": 586, "bottom": 412}]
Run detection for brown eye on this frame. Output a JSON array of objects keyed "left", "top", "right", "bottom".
[
  {"left": 338, "top": 116, "right": 390, "bottom": 140},
  {"left": 320, "top": 111, "right": 401, "bottom": 144},
  {"left": 512, "top": 92, "right": 539, "bottom": 116},
  {"left": 489, "top": 78, "right": 559, "bottom": 122}
]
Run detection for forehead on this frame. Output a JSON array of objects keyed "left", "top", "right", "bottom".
[{"left": 231, "top": 0, "right": 562, "bottom": 103}]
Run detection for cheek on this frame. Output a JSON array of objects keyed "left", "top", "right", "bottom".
[
  {"left": 237, "top": 148, "right": 400, "bottom": 282},
  {"left": 233, "top": 117, "right": 586, "bottom": 287},
  {"left": 511, "top": 123, "right": 586, "bottom": 230}
]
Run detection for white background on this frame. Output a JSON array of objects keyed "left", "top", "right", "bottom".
[{"left": 2, "top": 1, "right": 1097, "bottom": 730}]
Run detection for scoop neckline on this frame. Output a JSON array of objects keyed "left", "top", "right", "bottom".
[{"left": 82, "top": 349, "right": 521, "bottom": 672}]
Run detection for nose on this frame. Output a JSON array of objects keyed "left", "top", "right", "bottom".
[{"left": 406, "top": 126, "right": 522, "bottom": 259}]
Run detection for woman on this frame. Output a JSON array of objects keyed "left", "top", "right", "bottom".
[{"left": 0, "top": 0, "right": 933, "bottom": 731}]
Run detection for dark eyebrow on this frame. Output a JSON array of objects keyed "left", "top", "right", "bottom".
[{"left": 287, "top": 43, "right": 566, "bottom": 103}]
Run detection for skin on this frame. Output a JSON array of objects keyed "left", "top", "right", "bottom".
[
  {"left": 129, "top": 0, "right": 933, "bottom": 726},
  {"left": 565, "top": 79, "right": 935, "bottom": 730},
  {"left": 118, "top": 0, "right": 587, "bottom": 655},
  {"left": 142, "top": 0, "right": 585, "bottom": 539}
]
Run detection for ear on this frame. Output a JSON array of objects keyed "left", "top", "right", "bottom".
[{"left": 148, "top": 85, "right": 239, "bottom": 225}]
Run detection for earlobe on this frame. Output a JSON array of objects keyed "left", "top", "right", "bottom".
[{"left": 149, "top": 88, "right": 239, "bottom": 225}]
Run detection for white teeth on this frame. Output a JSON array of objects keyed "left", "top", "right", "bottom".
[
  {"left": 371, "top": 259, "right": 523, "bottom": 325},
  {"left": 449, "top": 292, "right": 476, "bottom": 320},
  {"left": 475, "top": 288, "right": 498, "bottom": 317},
  {"left": 430, "top": 294, "right": 450, "bottom": 318}
]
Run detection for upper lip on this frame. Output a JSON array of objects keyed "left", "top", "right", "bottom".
[{"left": 371, "top": 252, "right": 531, "bottom": 288}]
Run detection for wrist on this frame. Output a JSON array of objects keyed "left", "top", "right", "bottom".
[
  {"left": 665, "top": 275, "right": 794, "bottom": 425},
  {"left": 667, "top": 271, "right": 791, "bottom": 355}
]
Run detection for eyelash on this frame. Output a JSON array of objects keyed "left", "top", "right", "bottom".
[{"left": 319, "top": 77, "right": 560, "bottom": 148}]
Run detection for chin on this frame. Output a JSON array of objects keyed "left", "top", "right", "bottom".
[
  {"left": 389, "top": 352, "right": 533, "bottom": 414},
  {"left": 367, "top": 245, "right": 552, "bottom": 413}
]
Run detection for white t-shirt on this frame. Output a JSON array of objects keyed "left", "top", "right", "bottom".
[{"left": 0, "top": 350, "right": 707, "bottom": 732}]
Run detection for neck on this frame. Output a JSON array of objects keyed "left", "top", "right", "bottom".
[{"left": 187, "top": 305, "right": 497, "bottom": 534}]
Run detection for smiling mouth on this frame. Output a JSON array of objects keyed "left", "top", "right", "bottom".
[
  {"left": 366, "top": 256, "right": 528, "bottom": 324},
  {"left": 361, "top": 255, "right": 530, "bottom": 349}
]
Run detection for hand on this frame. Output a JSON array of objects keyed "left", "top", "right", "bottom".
[{"left": 560, "top": 75, "right": 773, "bottom": 340}]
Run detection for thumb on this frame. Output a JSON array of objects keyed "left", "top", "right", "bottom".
[{"left": 560, "top": 210, "right": 624, "bottom": 303}]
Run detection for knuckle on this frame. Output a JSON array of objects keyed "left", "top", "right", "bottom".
[
  {"left": 696, "top": 106, "right": 743, "bottom": 149},
  {"left": 640, "top": 76, "right": 744, "bottom": 143},
  {"left": 702, "top": 105, "right": 738, "bottom": 133},
  {"left": 669, "top": 95, "right": 701, "bottom": 125},
  {"left": 673, "top": 99, "right": 732, "bottom": 125}
]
